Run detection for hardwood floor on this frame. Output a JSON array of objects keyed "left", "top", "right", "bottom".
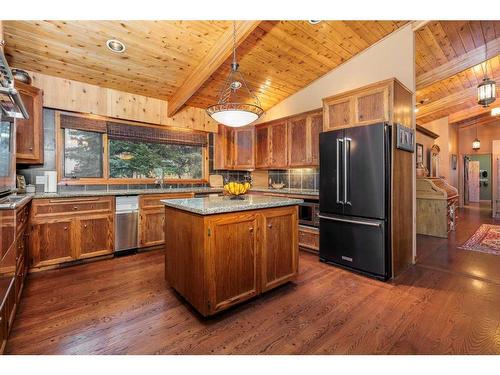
[{"left": 5, "top": 205, "right": 500, "bottom": 354}]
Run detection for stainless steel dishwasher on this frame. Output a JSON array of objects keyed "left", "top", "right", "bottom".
[{"left": 115, "top": 196, "right": 139, "bottom": 254}]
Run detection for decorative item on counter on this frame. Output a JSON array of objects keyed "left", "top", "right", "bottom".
[
  {"left": 11, "top": 68, "right": 32, "bottom": 84},
  {"left": 16, "top": 175, "right": 26, "bottom": 193},
  {"left": 271, "top": 182, "right": 285, "bottom": 189},
  {"left": 416, "top": 162, "right": 429, "bottom": 178},
  {"left": 223, "top": 181, "right": 251, "bottom": 200}
]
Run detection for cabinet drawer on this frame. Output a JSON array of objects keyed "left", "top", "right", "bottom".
[
  {"left": 32, "top": 197, "right": 114, "bottom": 218},
  {"left": 16, "top": 205, "right": 29, "bottom": 235},
  {"left": 139, "top": 193, "right": 194, "bottom": 209},
  {"left": 298, "top": 225, "right": 319, "bottom": 253}
]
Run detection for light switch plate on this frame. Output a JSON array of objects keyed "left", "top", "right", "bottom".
[{"left": 35, "top": 175, "right": 45, "bottom": 184}]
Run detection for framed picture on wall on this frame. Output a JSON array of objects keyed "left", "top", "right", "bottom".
[
  {"left": 416, "top": 143, "right": 424, "bottom": 164},
  {"left": 451, "top": 154, "right": 457, "bottom": 170}
]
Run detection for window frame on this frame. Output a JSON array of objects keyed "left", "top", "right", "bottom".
[{"left": 55, "top": 111, "right": 209, "bottom": 185}]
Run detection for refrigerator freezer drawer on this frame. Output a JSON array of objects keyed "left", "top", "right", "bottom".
[{"left": 319, "top": 214, "right": 389, "bottom": 279}]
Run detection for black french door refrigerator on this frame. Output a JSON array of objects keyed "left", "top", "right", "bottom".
[{"left": 319, "top": 122, "right": 391, "bottom": 280}]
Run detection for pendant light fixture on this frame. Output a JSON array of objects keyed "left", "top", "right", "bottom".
[
  {"left": 477, "top": 30, "right": 496, "bottom": 107},
  {"left": 206, "top": 21, "right": 263, "bottom": 127},
  {"left": 472, "top": 124, "right": 481, "bottom": 150}
]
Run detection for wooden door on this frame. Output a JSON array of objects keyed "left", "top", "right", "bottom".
[
  {"left": 234, "top": 127, "right": 255, "bottom": 169},
  {"left": 30, "top": 219, "right": 75, "bottom": 267},
  {"left": 354, "top": 86, "right": 389, "bottom": 125},
  {"left": 15, "top": 82, "right": 43, "bottom": 164},
  {"left": 139, "top": 209, "right": 165, "bottom": 247},
  {"left": 207, "top": 214, "right": 258, "bottom": 312},
  {"left": 468, "top": 160, "right": 480, "bottom": 203},
  {"left": 309, "top": 112, "right": 322, "bottom": 165},
  {"left": 288, "top": 116, "right": 308, "bottom": 167},
  {"left": 78, "top": 214, "right": 114, "bottom": 259},
  {"left": 324, "top": 97, "right": 352, "bottom": 131},
  {"left": 261, "top": 208, "right": 298, "bottom": 292},
  {"left": 269, "top": 121, "right": 288, "bottom": 167},
  {"left": 255, "top": 126, "right": 270, "bottom": 168}
]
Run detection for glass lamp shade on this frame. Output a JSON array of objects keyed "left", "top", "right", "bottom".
[
  {"left": 207, "top": 103, "right": 263, "bottom": 127},
  {"left": 472, "top": 138, "right": 481, "bottom": 150},
  {"left": 477, "top": 78, "right": 496, "bottom": 107}
]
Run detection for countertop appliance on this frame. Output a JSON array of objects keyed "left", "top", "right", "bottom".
[
  {"left": 115, "top": 196, "right": 139, "bottom": 254},
  {"left": 319, "top": 122, "right": 391, "bottom": 280},
  {"left": 299, "top": 200, "right": 319, "bottom": 227}
]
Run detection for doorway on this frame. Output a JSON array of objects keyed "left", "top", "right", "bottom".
[{"left": 464, "top": 154, "right": 492, "bottom": 214}]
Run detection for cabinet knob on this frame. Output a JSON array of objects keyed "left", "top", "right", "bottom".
[
  {"left": 29, "top": 147, "right": 33, "bottom": 151},
  {"left": 73, "top": 206, "right": 78, "bottom": 210},
  {"left": 268, "top": 224, "right": 273, "bottom": 228},
  {"left": 249, "top": 227, "right": 254, "bottom": 232},
  {"left": 84, "top": 224, "right": 87, "bottom": 228},
  {"left": 64, "top": 227, "right": 68, "bottom": 230}
]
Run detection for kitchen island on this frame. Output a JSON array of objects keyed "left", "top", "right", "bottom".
[{"left": 161, "top": 195, "right": 302, "bottom": 316}]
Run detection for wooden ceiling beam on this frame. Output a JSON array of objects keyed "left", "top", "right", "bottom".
[
  {"left": 449, "top": 105, "right": 498, "bottom": 124},
  {"left": 412, "top": 20, "right": 432, "bottom": 32},
  {"left": 416, "top": 36, "right": 500, "bottom": 89},
  {"left": 454, "top": 112, "right": 500, "bottom": 129},
  {"left": 167, "top": 21, "right": 261, "bottom": 117}
]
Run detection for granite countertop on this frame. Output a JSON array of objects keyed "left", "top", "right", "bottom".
[
  {"left": 0, "top": 194, "right": 34, "bottom": 210},
  {"left": 161, "top": 195, "right": 303, "bottom": 215},
  {"left": 32, "top": 187, "right": 223, "bottom": 199}
]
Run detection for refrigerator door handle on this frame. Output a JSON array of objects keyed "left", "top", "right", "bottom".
[
  {"left": 318, "top": 214, "right": 382, "bottom": 227},
  {"left": 344, "top": 137, "right": 352, "bottom": 206},
  {"left": 336, "top": 138, "right": 344, "bottom": 204}
]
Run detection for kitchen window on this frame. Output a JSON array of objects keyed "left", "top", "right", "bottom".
[{"left": 57, "top": 112, "right": 208, "bottom": 184}]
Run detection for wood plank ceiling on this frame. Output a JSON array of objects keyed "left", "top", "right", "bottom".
[
  {"left": 3, "top": 20, "right": 407, "bottom": 113},
  {"left": 416, "top": 21, "right": 500, "bottom": 125}
]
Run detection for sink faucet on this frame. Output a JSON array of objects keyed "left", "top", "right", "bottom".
[{"left": 154, "top": 168, "right": 165, "bottom": 189}]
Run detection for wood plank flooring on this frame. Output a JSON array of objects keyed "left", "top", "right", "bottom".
[{"left": 5, "top": 204, "right": 500, "bottom": 354}]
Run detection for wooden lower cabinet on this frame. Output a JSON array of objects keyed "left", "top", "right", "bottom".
[
  {"left": 29, "top": 197, "right": 115, "bottom": 269},
  {"left": 139, "top": 193, "right": 194, "bottom": 248},
  {"left": 208, "top": 214, "right": 259, "bottom": 312},
  {"left": 165, "top": 205, "right": 299, "bottom": 316},
  {"left": 78, "top": 215, "right": 114, "bottom": 258},
  {"left": 30, "top": 219, "right": 75, "bottom": 267}
]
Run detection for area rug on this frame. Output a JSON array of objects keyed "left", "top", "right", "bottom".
[{"left": 459, "top": 224, "right": 500, "bottom": 255}]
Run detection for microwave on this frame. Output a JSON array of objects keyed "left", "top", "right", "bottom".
[{"left": 299, "top": 200, "right": 319, "bottom": 228}]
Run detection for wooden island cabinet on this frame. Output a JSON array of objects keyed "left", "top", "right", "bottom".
[{"left": 163, "top": 195, "right": 300, "bottom": 316}]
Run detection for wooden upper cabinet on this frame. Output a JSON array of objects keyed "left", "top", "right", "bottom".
[
  {"left": 255, "top": 125, "right": 270, "bottom": 168},
  {"left": 234, "top": 127, "right": 254, "bottom": 169},
  {"left": 323, "top": 97, "right": 352, "bottom": 131},
  {"left": 309, "top": 112, "right": 322, "bottom": 165},
  {"left": 15, "top": 81, "right": 44, "bottom": 164},
  {"left": 322, "top": 79, "right": 395, "bottom": 131},
  {"left": 288, "top": 116, "right": 308, "bottom": 167},
  {"left": 213, "top": 125, "right": 254, "bottom": 170},
  {"left": 354, "top": 86, "right": 389, "bottom": 125},
  {"left": 269, "top": 121, "right": 288, "bottom": 168},
  {"left": 287, "top": 110, "right": 322, "bottom": 167}
]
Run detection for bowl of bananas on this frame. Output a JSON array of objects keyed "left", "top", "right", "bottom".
[{"left": 224, "top": 181, "right": 251, "bottom": 200}]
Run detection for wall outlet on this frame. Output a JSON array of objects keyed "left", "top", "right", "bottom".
[{"left": 35, "top": 175, "right": 46, "bottom": 184}]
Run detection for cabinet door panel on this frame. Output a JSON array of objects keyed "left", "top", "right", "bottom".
[
  {"left": 325, "top": 98, "right": 351, "bottom": 130},
  {"left": 288, "top": 117, "right": 308, "bottom": 167},
  {"left": 139, "top": 210, "right": 165, "bottom": 248},
  {"left": 79, "top": 215, "right": 114, "bottom": 258},
  {"left": 225, "top": 127, "right": 235, "bottom": 168},
  {"left": 269, "top": 121, "right": 288, "bottom": 167},
  {"left": 355, "top": 88, "right": 388, "bottom": 124},
  {"left": 234, "top": 128, "right": 255, "bottom": 168},
  {"left": 208, "top": 215, "right": 258, "bottom": 311},
  {"left": 262, "top": 208, "right": 298, "bottom": 291},
  {"left": 309, "top": 113, "right": 322, "bottom": 166},
  {"left": 213, "top": 124, "right": 226, "bottom": 170},
  {"left": 255, "top": 126, "right": 270, "bottom": 168},
  {"left": 15, "top": 82, "right": 43, "bottom": 164},
  {"left": 31, "top": 219, "right": 74, "bottom": 267}
]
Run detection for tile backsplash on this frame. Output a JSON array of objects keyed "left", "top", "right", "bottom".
[{"left": 268, "top": 169, "right": 319, "bottom": 190}]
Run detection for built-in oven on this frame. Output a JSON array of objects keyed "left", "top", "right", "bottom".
[{"left": 299, "top": 200, "right": 319, "bottom": 227}]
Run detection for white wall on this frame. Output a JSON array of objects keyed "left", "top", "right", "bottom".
[{"left": 259, "top": 23, "right": 415, "bottom": 122}]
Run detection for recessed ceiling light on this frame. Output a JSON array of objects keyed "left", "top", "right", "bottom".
[
  {"left": 308, "top": 20, "right": 322, "bottom": 25},
  {"left": 492, "top": 107, "right": 500, "bottom": 116},
  {"left": 106, "top": 39, "right": 126, "bottom": 53}
]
